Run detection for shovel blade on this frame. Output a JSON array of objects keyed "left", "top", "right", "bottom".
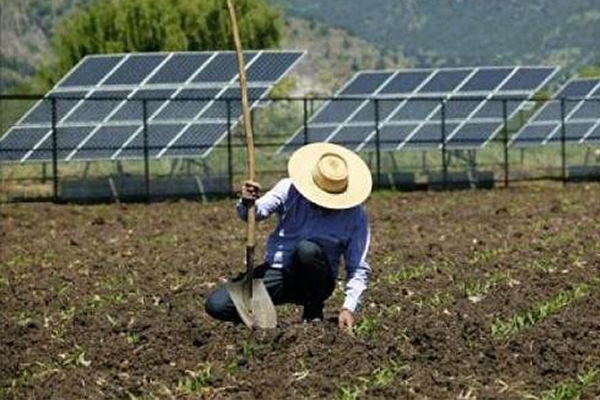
[{"left": 227, "top": 278, "right": 277, "bottom": 329}]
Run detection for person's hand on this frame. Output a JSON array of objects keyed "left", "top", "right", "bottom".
[
  {"left": 338, "top": 308, "right": 354, "bottom": 330},
  {"left": 241, "top": 180, "right": 261, "bottom": 204}
]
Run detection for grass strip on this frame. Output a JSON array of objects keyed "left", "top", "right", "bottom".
[
  {"left": 540, "top": 367, "right": 599, "bottom": 400},
  {"left": 491, "top": 277, "right": 600, "bottom": 339},
  {"left": 335, "top": 360, "right": 409, "bottom": 400}
]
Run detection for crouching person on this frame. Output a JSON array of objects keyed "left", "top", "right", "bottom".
[{"left": 205, "top": 143, "right": 372, "bottom": 329}]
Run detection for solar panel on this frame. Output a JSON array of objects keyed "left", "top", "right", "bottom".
[
  {"left": 0, "top": 50, "right": 304, "bottom": 163},
  {"left": 511, "top": 78, "right": 600, "bottom": 147},
  {"left": 280, "top": 66, "right": 558, "bottom": 153}
]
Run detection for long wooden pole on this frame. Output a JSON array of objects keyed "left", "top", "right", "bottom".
[{"left": 226, "top": 0, "right": 256, "bottom": 292}]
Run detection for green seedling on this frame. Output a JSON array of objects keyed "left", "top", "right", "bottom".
[
  {"left": 492, "top": 279, "right": 598, "bottom": 339},
  {"left": 540, "top": 367, "right": 599, "bottom": 400},
  {"left": 381, "top": 264, "right": 430, "bottom": 284},
  {"left": 336, "top": 360, "right": 408, "bottom": 399},
  {"left": 353, "top": 316, "right": 378, "bottom": 339},
  {"left": 177, "top": 363, "right": 213, "bottom": 394},
  {"left": 460, "top": 271, "right": 511, "bottom": 299}
]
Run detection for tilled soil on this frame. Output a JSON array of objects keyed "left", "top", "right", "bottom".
[{"left": 1, "top": 183, "right": 600, "bottom": 399}]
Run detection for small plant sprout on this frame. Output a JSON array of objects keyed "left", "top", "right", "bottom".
[
  {"left": 492, "top": 279, "right": 599, "bottom": 339},
  {"left": 540, "top": 367, "right": 599, "bottom": 400},
  {"left": 177, "top": 363, "right": 213, "bottom": 394}
]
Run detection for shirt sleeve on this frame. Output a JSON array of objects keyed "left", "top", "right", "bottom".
[
  {"left": 236, "top": 178, "right": 290, "bottom": 222},
  {"left": 342, "top": 207, "right": 372, "bottom": 313}
]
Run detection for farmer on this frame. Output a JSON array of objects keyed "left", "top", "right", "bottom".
[{"left": 205, "top": 142, "right": 372, "bottom": 329}]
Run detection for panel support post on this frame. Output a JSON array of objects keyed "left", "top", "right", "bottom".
[
  {"left": 142, "top": 99, "right": 151, "bottom": 202},
  {"left": 502, "top": 99, "right": 509, "bottom": 188},
  {"left": 560, "top": 98, "right": 567, "bottom": 185},
  {"left": 226, "top": 99, "right": 234, "bottom": 197},
  {"left": 375, "top": 98, "right": 381, "bottom": 190},
  {"left": 303, "top": 98, "right": 309, "bottom": 145},
  {"left": 440, "top": 99, "right": 448, "bottom": 190},
  {"left": 51, "top": 97, "right": 59, "bottom": 202}
]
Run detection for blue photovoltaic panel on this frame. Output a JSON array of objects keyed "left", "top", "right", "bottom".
[
  {"left": 329, "top": 126, "right": 373, "bottom": 148},
  {"left": 499, "top": 67, "right": 557, "bottom": 92},
  {"left": 418, "top": 69, "right": 472, "bottom": 93},
  {"left": 379, "top": 71, "right": 432, "bottom": 95},
  {"left": 512, "top": 78, "right": 600, "bottom": 146},
  {"left": 0, "top": 127, "right": 50, "bottom": 161},
  {"left": 404, "top": 123, "right": 458, "bottom": 149},
  {"left": 545, "top": 122, "right": 596, "bottom": 143},
  {"left": 22, "top": 91, "right": 87, "bottom": 125},
  {"left": 192, "top": 52, "right": 257, "bottom": 83},
  {"left": 459, "top": 68, "right": 512, "bottom": 92},
  {"left": 1, "top": 50, "right": 304, "bottom": 162},
  {"left": 362, "top": 124, "right": 420, "bottom": 151},
  {"left": 110, "top": 89, "right": 177, "bottom": 121},
  {"left": 65, "top": 90, "right": 131, "bottom": 123},
  {"left": 281, "top": 66, "right": 558, "bottom": 153},
  {"left": 312, "top": 100, "right": 365, "bottom": 124},
  {"left": 58, "top": 57, "right": 122, "bottom": 88},
  {"left": 73, "top": 126, "right": 141, "bottom": 160},
  {"left": 446, "top": 122, "right": 503, "bottom": 148},
  {"left": 340, "top": 72, "right": 393, "bottom": 95},
  {"left": 586, "top": 123, "right": 600, "bottom": 142},
  {"left": 117, "top": 124, "right": 182, "bottom": 159},
  {"left": 201, "top": 87, "right": 268, "bottom": 119},
  {"left": 246, "top": 52, "right": 302, "bottom": 82},
  {"left": 28, "top": 127, "right": 95, "bottom": 161},
  {"left": 104, "top": 55, "right": 167, "bottom": 85},
  {"left": 153, "top": 88, "right": 220, "bottom": 121},
  {"left": 163, "top": 123, "right": 228, "bottom": 157},
  {"left": 147, "top": 54, "right": 212, "bottom": 84},
  {"left": 349, "top": 100, "right": 401, "bottom": 123},
  {"left": 389, "top": 99, "right": 440, "bottom": 122}
]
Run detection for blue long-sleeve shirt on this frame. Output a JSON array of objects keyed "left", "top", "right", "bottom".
[{"left": 236, "top": 178, "right": 371, "bottom": 313}]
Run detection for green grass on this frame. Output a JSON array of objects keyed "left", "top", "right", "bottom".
[
  {"left": 491, "top": 278, "right": 600, "bottom": 339},
  {"left": 380, "top": 263, "right": 431, "bottom": 284},
  {"left": 460, "top": 271, "right": 512, "bottom": 300},
  {"left": 540, "top": 367, "right": 599, "bottom": 400},
  {"left": 177, "top": 363, "right": 213, "bottom": 394},
  {"left": 335, "top": 360, "right": 409, "bottom": 400}
]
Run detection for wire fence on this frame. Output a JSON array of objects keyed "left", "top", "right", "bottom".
[{"left": 0, "top": 94, "right": 599, "bottom": 203}]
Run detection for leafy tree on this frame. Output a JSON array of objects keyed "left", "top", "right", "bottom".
[{"left": 37, "top": 0, "right": 282, "bottom": 88}]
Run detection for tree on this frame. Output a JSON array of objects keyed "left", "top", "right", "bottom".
[{"left": 37, "top": 0, "right": 282, "bottom": 88}]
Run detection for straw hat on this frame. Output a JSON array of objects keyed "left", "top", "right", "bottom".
[{"left": 288, "top": 143, "right": 372, "bottom": 209}]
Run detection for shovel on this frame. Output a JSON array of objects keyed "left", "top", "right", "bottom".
[{"left": 225, "top": 0, "right": 277, "bottom": 329}]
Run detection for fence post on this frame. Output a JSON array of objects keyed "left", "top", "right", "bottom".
[
  {"left": 51, "top": 97, "right": 59, "bottom": 202},
  {"left": 142, "top": 99, "right": 150, "bottom": 202},
  {"left": 441, "top": 99, "right": 448, "bottom": 190},
  {"left": 502, "top": 99, "right": 509, "bottom": 188},
  {"left": 226, "top": 99, "right": 234, "bottom": 197},
  {"left": 303, "top": 98, "right": 309, "bottom": 145},
  {"left": 374, "top": 98, "right": 381, "bottom": 190},
  {"left": 560, "top": 98, "right": 567, "bottom": 185}
]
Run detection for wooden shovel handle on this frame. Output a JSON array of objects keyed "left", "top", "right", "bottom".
[{"left": 226, "top": 0, "right": 256, "bottom": 273}]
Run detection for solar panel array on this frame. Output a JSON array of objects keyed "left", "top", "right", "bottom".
[
  {"left": 511, "top": 78, "right": 600, "bottom": 147},
  {"left": 280, "top": 66, "right": 558, "bottom": 153},
  {"left": 0, "top": 51, "right": 304, "bottom": 162}
]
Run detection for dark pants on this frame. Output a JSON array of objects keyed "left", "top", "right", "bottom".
[{"left": 205, "top": 240, "right": 335, "bottom": 322}]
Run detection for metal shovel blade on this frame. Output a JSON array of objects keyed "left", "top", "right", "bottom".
[{"left": 227, "top": 277, "right": 277, "bottom": 329}]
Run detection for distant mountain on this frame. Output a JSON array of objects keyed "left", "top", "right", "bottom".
[
  {"left": 271, "top": 0, "right": 600, "bottom": 71},
  {"left": 0, "top": 0, "right": 397, "bottom": 94}
]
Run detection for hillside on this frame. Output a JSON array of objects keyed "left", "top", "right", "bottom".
[
  {"left": 272, "top": 0, "right": 600, "bottom": 70},
  {"left": 0, "top": 0, "right": 399, "bottom": 94}
]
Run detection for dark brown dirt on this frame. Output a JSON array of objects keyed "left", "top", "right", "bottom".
[{"left": 1, "top": 183, "right": 600, "bottom": 399}]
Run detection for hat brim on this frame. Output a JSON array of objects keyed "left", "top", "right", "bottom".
[{"left": 288, "top": 143, "right": 372, "bottom": 210}]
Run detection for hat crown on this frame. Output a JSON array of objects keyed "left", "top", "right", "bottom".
[{"left": 312, "top": 153, "right": 348, "bottom": 194}]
